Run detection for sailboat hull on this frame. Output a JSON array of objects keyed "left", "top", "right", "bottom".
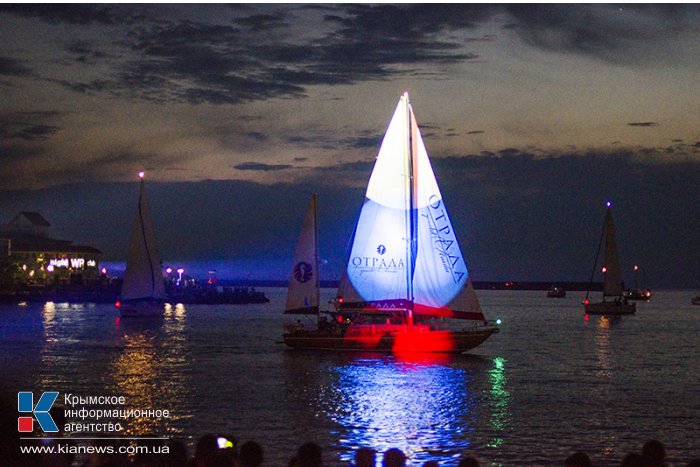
[
  {"left": 283, "top": 324, "right": 498, "bottom": 354},
  {"left": 584, "top": 301, "right": 636, "bottom": 315},
  {"left": 117, "top": 298, "right": 165, "bottom": 318}
]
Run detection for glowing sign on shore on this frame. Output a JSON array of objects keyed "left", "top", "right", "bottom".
[
  {"left": 47, "top": 258, "right": 97, "bottom": 269},
  {"left": 49, "top": 259, "right": 69, "bottom": 268}
]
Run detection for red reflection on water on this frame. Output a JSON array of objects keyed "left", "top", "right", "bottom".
[
  {"left": 338, "top": 325, "right": 457, "bottom": 359},
  {"left": 393, "top": 351, "right": 454, "bottom": 365},
  {"left": 393, "top": 328, "right": 455, "bottom": 354}
]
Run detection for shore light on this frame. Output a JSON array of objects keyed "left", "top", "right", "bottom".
[
  {"left": 606, "top": 200, "right": 612, "bottom": 208},
  {"left": 138, "top": 171, "right": 145, "bottom": 179}
]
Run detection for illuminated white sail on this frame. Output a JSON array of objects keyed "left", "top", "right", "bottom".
[
  {"left": 285, "top": 194, "right": 320, "bottom": 314},
  {"left": 121, "top": 175, "right": 166, "bottom": 301},
  {"left": 338, "top": 94, "right": 484, "bottom": 321}
]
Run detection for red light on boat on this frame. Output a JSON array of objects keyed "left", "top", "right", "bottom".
[
  {"left": 601, "top": 266, "right": 607, "bottom": 273},
  {"left": 583, "top": 299, "right": 589, "bottom": 305},
  {"left": 338, "top": 297, "right": 343, "bottom": 303},
  {"left": 115, "top": 300, "right": 121, "bottom": 308},
  {"left": 337, "top": 315, "right": 343, "bottom": 323},
  {"left": 584, "top": 314, "right": 589, "bottom": 321}
]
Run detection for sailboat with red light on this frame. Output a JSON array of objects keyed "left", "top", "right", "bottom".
[
  {"left": 117, "top": 171, "right": 167, "bottom": 317},
  {"left": 583, "top": 202, "right": 636, "bottom": 315},
  {"left": 283, "top": 94, "right": 499, "bottom": 353}
]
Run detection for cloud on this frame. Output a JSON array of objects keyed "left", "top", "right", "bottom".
[
  {"left": 0, "top": 112, "right": 62, "bottom": 141},
  {"left": 244, "top": 132, "right": 268, "bottom": 142},
  {"left": 503, "top": 4, "right": 699, "bottom": 65},
  {"left": 66, "top": 40, "right": 110, "bottom": 64},
  {"left": 628, "top": 122, "right": 658, "bottom": 127},
  {"left": 31, "top": 5, "right": 492, "bottom": 106},
  {"left": 233, "top": 162, "right": 293, "bottom": 171},
  {"left": 235, "top": 11, "right": 288, "bottom": 32},
  {"left": 0, "top": 56, "right": 32, "bottom": 77},
  {"left": 340, "top": 134, "right": 383, "bottom": 149},
  {"left": 0, "top": 4, "right": 124, "bottom": 25}
]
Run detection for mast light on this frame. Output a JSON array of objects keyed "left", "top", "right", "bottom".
[{"left": 138, "top": 171, "right": 145, "bottom": 179}]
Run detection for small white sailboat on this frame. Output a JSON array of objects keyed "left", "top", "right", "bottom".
[
  {"left": 584, "top": 202, "right": 636, "bottom": 315},
  {"left": 117, "top": 171, "right": 166, "bottom": 317},
  {"left": 283, "top": 93, "right": 498, "bottom": 353},
  {"left": 284, "top": 193, "right": 321, "bottom": 317}
]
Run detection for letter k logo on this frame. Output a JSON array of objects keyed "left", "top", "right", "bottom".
[{"left": 18, "top": 391, "right": 59, "bottom": 433}]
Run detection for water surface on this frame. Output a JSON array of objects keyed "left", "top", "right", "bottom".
[{"left": 1, "top": 289, "right": 698, "bottom": 466}]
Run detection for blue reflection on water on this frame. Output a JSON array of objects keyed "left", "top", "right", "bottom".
[{"left": 318, "top": 355, "right": 483, "bottom": 466}]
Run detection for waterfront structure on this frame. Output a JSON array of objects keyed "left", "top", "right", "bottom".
[{"left": 0, "top": 212, "right": 102, "bottom": 288}]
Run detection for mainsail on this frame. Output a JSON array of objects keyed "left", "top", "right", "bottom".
[
  {"left": 285, "top": 194, "right": 320, "bottom": 314},
  {"left": 337, "top": 93, "right": 485, "bottom": 322},
  {"left": 121, "top": 173, "right": 166, "bottom": 301},
  {"left": 602, "top": 207, "right": 624, "bottom": 297}
]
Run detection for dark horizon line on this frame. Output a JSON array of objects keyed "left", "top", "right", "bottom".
[{"left": 224, "top": 279, "right": 606, "bottom": 292}]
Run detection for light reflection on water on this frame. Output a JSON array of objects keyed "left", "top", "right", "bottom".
[
  {"left": 2, "top": 290, "right": 699, "bottom": 466},
  {"left": 110, "top": 303, "right": 191, "bottom": 437},
  {"left": 286, "top": 353, "right": 512, "bottom": 466},
  {"left": 485, "top": 357, "right": 510, "bottom": 449}
]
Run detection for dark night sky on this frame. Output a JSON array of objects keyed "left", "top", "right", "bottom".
[{"left": 1, "top": 4, "right": 699, "bottom": 287}]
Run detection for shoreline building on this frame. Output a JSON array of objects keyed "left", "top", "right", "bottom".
[{"left": 0, "top": 212, "right": 102, "bottom": 288}]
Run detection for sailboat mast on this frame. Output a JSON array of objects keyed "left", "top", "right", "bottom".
[
  {"left": 405, "top": 93, "right": 416, "bottom": 324},
  {"left": 585, "top": 207, "right": 606, "bottom": 303},
  {"left": 312, "top": 193, "right": 320, "bottom": 320},
  {"left": 137, "top": 175, "right": 157, "bottom": 296}
]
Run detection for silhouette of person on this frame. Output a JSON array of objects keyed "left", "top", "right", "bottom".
[
  {"left": 457, "top": 456, "right": 481, "bottom": 467},
  {"left": 297, "top": 442, "right": 323, "bottom": 467},
  {"left": 642, "top": 439, "right": 666, "bottom": 467},
  {"left": 240, "top": 440, "right": 264, "bottom": 467},
  {"left": 382, "top": 448, "right": 406, "bottom": 467},
  {"left": 620, "top": 452, "right": 644, "bottom": 467},
  {"left": 565, "top": 451, "right": 591, "bottom": 467},
  {"left": 353, "top": 447, "right": 376, "bottom": 467}
]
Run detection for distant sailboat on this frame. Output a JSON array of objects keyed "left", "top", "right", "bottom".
[
  {"left": 117, "top": 171, "right": 166, "bottom": 317},
  {"left": 284, "top": 193, "right": 321, "bottom": 317},
  {"left": 584, "top": 202, "right": 636, "bottom": 315},
  {"left": 623, "top": 265, "right": 653, "bottom": 301},
  {"left": 283, "top": 93, "right": 499, "bottom": 353}
]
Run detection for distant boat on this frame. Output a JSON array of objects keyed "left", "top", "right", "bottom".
[
  {"left": 547, "top": 285, "right": 566, "bottom": 298},
  {"left": 283, "top": 94, "right": 499, "bottom": 353},
  {"left": 284, "top": 193, "right": 321, "bottom": 320},
  {"left": 117, "top": 172, "right": 166, "bottom": 317},
  {"left": 623, "top": 265, "right": 653, "bottom": 301},
  {"left": 583, "top": 202, "right": 636, "bottom": 315}
]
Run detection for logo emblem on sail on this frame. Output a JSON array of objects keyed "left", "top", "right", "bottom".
[
  {"left": 377, "top": 245, "right": 386, "bottom": 255},
  {"left": 293, "top": 262, "right": 313, "bottom": 283}
]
